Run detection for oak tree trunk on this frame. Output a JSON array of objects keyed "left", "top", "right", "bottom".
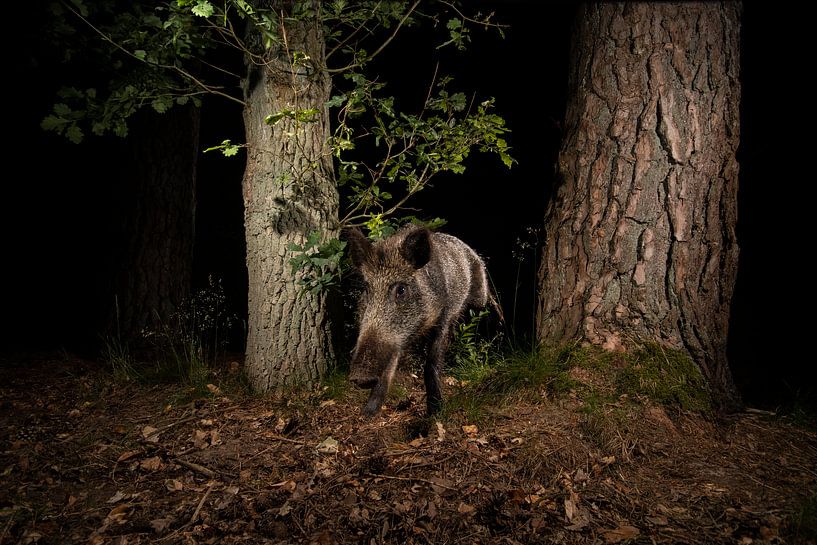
[
  {"left": 536, "top": 2, "right": 742, "bottom": 408},
  {"left": 111, "top": 105, "right": 199, "bottom": 340},
  {"left": 241, "top": 2, "right": 339, "bottom": 391}
]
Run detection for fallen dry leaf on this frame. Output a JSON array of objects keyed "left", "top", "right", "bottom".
[
  {"left": 141, "top": 426, "right": 160, "bottom": 443},
  {"left": 140, "top": 456, "right": 162, "bottom": 471},
  {"left": 457, "top": 502, "right": 476, "bottom": 515},
  {"left": 20, "top": 529, "right": 43, "bottom": 545},
  {"left": 436, "top": 421, "right": 446, "bottom": 442},
  {"left": 316, "top": 436, "right": 339, "bottom": 454},
  {"left": 117, "top": 450, "right": 140, "bottom": 463},
  {"left": 206, "top": 383, "right": 222, "bottom": 395},
  {"left": 462, "top": 424, "right": 478, "bottom": 435},
  {"left": 409, "top": 437, "right": 425, "bottom": 448},
  {"left": 564, "top": 490, "right": 579, "bottom": 522},
  {"left": 150, "top": 517, "right": 173, "bottom": 533},
  {"left": 106, "top": 491, "right": 127, "bottom": 504},
  {"left": 603, "top": 525, "right": 640, "bottom": 543},
  {"left": 429, "top": 477, "right": 454, "bottom": 495},
  {"left": 106, "top": 503, "right": 129, "bottom": 524},
  {"left": 165, "top": 479, "right": 184, "bottom": 492}
]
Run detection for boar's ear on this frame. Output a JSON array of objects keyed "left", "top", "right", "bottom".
[
  {"left": 342, "top": 227, "right": 373, "bottom": 269},
  {"left": 401, "top": 227, "right": 431, "bottom": 269}
]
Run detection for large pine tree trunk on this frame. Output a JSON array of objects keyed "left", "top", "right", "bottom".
[
  {"left": 241, "top": 2, "right": 339, "bottom": 391},
  {"left": 536, "top": 2, "right": 742, "bottom": 407},
  {"left": 111, "top": 105, "right": 199, "bottom": 340}
]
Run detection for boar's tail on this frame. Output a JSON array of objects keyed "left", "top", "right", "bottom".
[{"left": 488, "top": 290, "right": 505, "bottom": 327}]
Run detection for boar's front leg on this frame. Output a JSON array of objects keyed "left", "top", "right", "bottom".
[{"left": 424, "top": 329, "right": 450, "bottom": 415}]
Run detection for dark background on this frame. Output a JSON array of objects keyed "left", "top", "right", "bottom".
[{"left": 3, "top": 3, "right": 811, "bottom": 410}]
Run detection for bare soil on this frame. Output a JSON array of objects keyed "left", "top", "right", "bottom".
[{"left": 1, "top": 354, "right": 815, "bottom": 544}]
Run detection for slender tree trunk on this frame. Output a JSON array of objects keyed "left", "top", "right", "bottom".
[
  {"left": 241, "top": 2, "right": 339, "bottom": 391},
  {"left": 111, "top": 105, "right": 199, "bottom": 340},
  {"left": 536, "top": 2, "right": 742, "bottom": 408}
]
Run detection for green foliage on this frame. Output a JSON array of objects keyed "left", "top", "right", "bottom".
[
  {"left": 288, "top": 231, "right": 347, "bottom": 294},
  {"left": 450, "top": 309, "right": 494, "bottom": 383},
  {"left": 44, "top": 0, "right": 511, "bottom": 300},
  {"left": 335, "top": 74, "right": 514, "bottom": 228},
  {"left": 42, "top": 0, "right": 213, "bottom": 142},
  {"left": 204, "top": 139, "right": 242, "bottom": 157}
]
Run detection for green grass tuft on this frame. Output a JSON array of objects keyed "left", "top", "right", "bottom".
[
  {"left": 616, "top": 343, "right": 711, "bottom": 412},
  {"left": 789, "top": 490, "right": 817, "bottom": 541},
  {"left": 320, "top": 365, "right": 351, "bottom": 400},
  {"left": 444, "top": 341, "right": 713, "bottom": 421}
]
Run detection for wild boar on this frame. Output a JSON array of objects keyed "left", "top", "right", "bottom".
[{"left": 344, "top": 225, "right": 495, "bottom": 416}]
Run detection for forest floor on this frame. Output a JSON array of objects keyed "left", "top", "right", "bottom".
[{"left": 1, "top": 352, "right": 816, "bottom": 545}]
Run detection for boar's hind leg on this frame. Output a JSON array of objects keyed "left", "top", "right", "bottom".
[{"left": 424, "top": 330, "right": 450, "bottom": 415}]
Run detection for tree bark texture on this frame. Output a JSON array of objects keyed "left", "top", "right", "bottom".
[
  {"left": 536, "top": 2, "right": 741, "bottom": 406},
  {"left": 111, "top": 105, "right": 199, "bottom": 340},
  {"left": 242, "top": 2, "right": 339, "bottom": 391}
]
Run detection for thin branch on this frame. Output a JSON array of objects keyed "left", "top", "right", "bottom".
[
  {"left": 326, "top": 1, "right": 383, "bottom": 60},
  {"left": 62, "top": 1, "right": 245, "bottom": 107},
  {"left": 366, "top": 472, "right": 458, "bottom": 491},
  {"left": 437, "top": 0, "right": 509, "bottom": 30},
  {"left": 327, "top": 0, "right": 422, "bottom": 74},
  {"left": 173, "top": 458, "right": 217, "bottom": 478}
]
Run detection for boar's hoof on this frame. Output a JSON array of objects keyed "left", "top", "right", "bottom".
[{"left": 362, "top": 404, "right": 380, "bottom": 418}]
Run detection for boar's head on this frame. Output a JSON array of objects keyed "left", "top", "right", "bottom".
[{"left": 344, "top": 226, "right": 435, "bottom": 416}]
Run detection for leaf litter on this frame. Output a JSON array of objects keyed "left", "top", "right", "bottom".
[{"left": 0, "top": 354, "right": 815, "bottom": 544}]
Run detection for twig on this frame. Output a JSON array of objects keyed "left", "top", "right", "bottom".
[
  {"left": 189, "top": 483, "right": 215, "bottom": 525},
  {"left": 327, "top": 0, "right": 422, "bottom": 73},
  {"left": 366, "top": 473, "right": 457, "bottom": 491},
  {"left": 266, "top": 434, "right": 309, "bottom": 445},
  {"left": 396, "top": 452, "right": 458, "bottom": 472},
  {"left": 160, "top": 414, "right": 200, "bottom": 431},
  {"left": 743, "top": 407, "right": 777, "bottom": 416},
  {"left": 246, "top": 445, "right": 274, "bottom": 462},
  {"left": 437, "top": 0, "right": 510, "bottom": 29},
  {"left": 173, "top": 458, "right": 217, "bottom": 478}
]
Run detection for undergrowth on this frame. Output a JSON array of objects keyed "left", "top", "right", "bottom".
[
  {"left": 102, "top": 277, "right": 238, "bottom": 395},
  {"left": 445, "top": 339, "right": 712, "bottom": 421},
  {"left": 789, "top": 490, "right": 817, "bottom": 541}
]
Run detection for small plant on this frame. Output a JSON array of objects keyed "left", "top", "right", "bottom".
[
  {"left": 102, "top": 295, "right": 139, "bottom": 381},
  {"left": 444, "top": 341, "right": 714, "bottom": 422},
  {"left": 320, "top": 365, "right": 351, "bottom": 401},
  {"left": 288, "top": 231, "right": 347, "bottom": 295},
  {"left": 102, "top": 334, "right": 139, "bottom": 382},
  {"left": 143, "top": 276, "right": 237, "bottom": 388},
  {"left": 616, "top": 344, "right": 711, "bottom": 412},
  {"left": 450, "top": 309, "right": 495, "bottom": 384},
  {"left": 789, "top": 490, "right": 817, "bottom": 541}
]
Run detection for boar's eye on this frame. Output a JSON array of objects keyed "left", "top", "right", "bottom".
[{"left": 392, "top": 282, "right": 407, "bottom": 300}]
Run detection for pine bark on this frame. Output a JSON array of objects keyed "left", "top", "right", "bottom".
[
  {"left": 536, "top": 2, "right": 742, "bottom": 407},
  {"left": 241, "top": 2, "right": 339, "bottom": 391},
  {"left": 112, "top": 105, "right": 199, "bottom": 339}
]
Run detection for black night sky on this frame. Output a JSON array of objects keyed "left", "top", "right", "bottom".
[{"left": 3, "top": 2, "right": 812, "bottom": 410}]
